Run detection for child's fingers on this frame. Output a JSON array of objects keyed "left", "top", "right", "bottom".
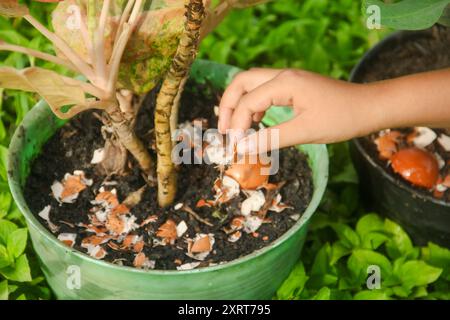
[
  {"left": 229, "top": 72, "right": 298, "bottom": 131},
  {"left": 218, "top": 68, "right": 282, "bottom": 133},
  {"left": 236, "top": 116, "right": 309, "bottom": 155}
]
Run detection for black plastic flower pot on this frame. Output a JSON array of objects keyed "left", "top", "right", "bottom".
[{"left": 349, "top": 27, "right": 450, "bottom": 248}]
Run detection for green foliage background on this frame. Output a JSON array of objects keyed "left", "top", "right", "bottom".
[{"left": 0, "top": 0, "right": 449, "bottom": 300}]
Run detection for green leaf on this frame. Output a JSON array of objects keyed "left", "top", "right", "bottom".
[
  {"left": 363, "top": 0, "right": 450, "bottom": 30},
  {"left": 276, "top": 262, "right": 309, "bottom": 300},
  {"left": 0, "top": 280, "right": 8, "bottom": 300},
  {"left": 353, "top": 289, "right": 391, "bottom": 300},
  {"left": 356, "top": 213, "right": 385, "bottom": 236},
  {"left": 384, "top": 219, "right": 417, "bottom": 259},
  {"left": 7, "top": 228, "right": 27, "bottom": 258},
  {"left": 0, "top": 192, "right": 12, "bottom": 219},
  {"left": 348, "top": 249, "right": 392, "bottom": 284},
  {"left": 0, "top": 244, "right": 13, "bottom": 268},
  {"left": 0, "top": 145, "right": 8, "bottom": 182},
  {"left": 361, "top": 231, "right": 391, "bottom": 250},
  {"left": 311, "top": 287, "right": 331, "bottom": 300},
  {"left": 0, "top": 254, "right": 31, "bottom": 282},
  {"left": 0, "top": 219, "right": 18, "bottom": 245},
  {"left": 331, "top": 223, "right": 360, "bottom": 248},
  {"left": 330, "top": 241, "right": 352, "bottom": 265},
  {"left": 421, "top": 242, "right": 450, "bottom": 280},
  {"left": 398, "top": 260, "right": 442, "bottom": 290}
]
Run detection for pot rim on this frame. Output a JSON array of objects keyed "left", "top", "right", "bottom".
[
  {"left": 350, "top": 29, "right": 450, "bottom": 209},
  {"left": 7, "top": 61, "right": 329, "bottom": 276}
]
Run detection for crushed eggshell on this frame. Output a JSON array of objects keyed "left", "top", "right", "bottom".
[
  {"left": 243, "top": 216, "right": 263, "bottom": 233},
  {"left": 228, "top": 231, "right": 242, "bottom": 243},
  {"left": 140, "top": 214, "right": 158, "bottom": 227},
  {"left": 187, "top": 233, "right": 215, "bottom": 261},
  {"left": 91, "top": 148, "right": 105, "bottom": 164},
  {"left": 230, "top": 216, "right": 245, "bottom": 231},
  {"left": 177, "top": 262, "right": 201, "bottom": 271},
  {"left": 437, "top": 134, "right": 450, "bottom": 152},
  {"left": 241, "top": 190, "right": 265, "bottom": 216},
  {"left": 52, "top": 171, "right": 92, "bottom": 204},
  {"left": 215, "top": 176, "right": 240, "bottom": 203},
  {"left": 156, "top": 219, "right": 177, "bottom": 244},
  {"left": 57, "top": 233, "right": 77, "bottom": 247},
  {"left": 176, "top": 220, "right": 188, "bottom": 238},
  {"left": 174, "top": 203, "right": 183, "bottom": 210},
  {"left": 375, "top": 130, "right": 402, "bottom": 160},
  {"left": 37, "top": 205, "right": 59, "bottom": 232},
  {"left": 410, "top": 127, "right": 437, "bottom": 149},
  {"left": 86, "top": 245, "right": 107, "bottom": 259},
  {"left": 269, "top": 194, "right": 293, "bottom": 213},
  {"left": 133, "top": 252, "right": 155, "bottom": 269}
]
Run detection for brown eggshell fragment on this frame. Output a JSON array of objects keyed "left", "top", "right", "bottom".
[
  {"left": 156, "top": 219, "right": 177, "bottom": 244},
  {"left": 391, "top": 148, "right": 439, "bottom": 189},
  {"left": 225, "top": 154, "right": 271, "bottom": 190},
  {"left": 375, "top": 130, "right": 402, "bottom": 160}
]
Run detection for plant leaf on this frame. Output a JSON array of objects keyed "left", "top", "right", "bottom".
[
  {"left": 0, "top": 280, "right": 8, "bottom": 300},
  {"left": 7, "top": 228, "right": 27, "bottom": 258},
  {"left": 398, "top": 260, "right": 442, "bottom": 290},
  {"left": 363, "top": 0, "right": 450, "bottom": 30},
  {"left": 0, "top": 67, "right": 89, "bottom": 118},
  {"left": 0, "top": 0, "right": 29, "bottom": 18},
  {"left": 311, "top": 287, "right": 331, "bottom": 300},
  {"left": 0, "top": 254, "right": 32, "bottom": 282},
  {"left": 0, "top": 244, "right": 13, "bottom": 269},
  {"left": 353, "top": 289, "right": 391, "bottom": 300},
  {"left": 276, "top": 262, "right": 309, "bottom": 300},
  {"left": 0, "top": 219, "right": 18, "bottom": 246},
  {"left": 384, "top": 219, "right": 417, "bottom": 259}
]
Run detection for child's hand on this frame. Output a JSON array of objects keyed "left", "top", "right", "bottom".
[
  {"left": 218, "top": 67, "right": 450, "bottom": 154},
  {"left": 218, "top": 68, "right": 376, "bottom": 154}
]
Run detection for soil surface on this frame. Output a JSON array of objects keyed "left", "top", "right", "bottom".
[
  {"left": 24, "top": 81, "right": 313, "bottom": 270},
  {"left": 355, "top": 25, "right": 450, "bottom": 202}
]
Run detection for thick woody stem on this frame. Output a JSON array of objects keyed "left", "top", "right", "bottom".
[
  {"left": 170, "top": 76, "right": 188, "bottom": 138},
  {"left": 106, "top": 102, "right": 155, "bottom": 180},
  {"left": 155, "top": 0, "right": 205, "bottom": 207}
]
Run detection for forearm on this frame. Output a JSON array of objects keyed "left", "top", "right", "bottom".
[{"left": 367, "top": 68, "right": 450, "bottom": 131}]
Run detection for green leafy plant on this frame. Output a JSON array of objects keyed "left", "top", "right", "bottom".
[{"left": 363, "top": 0, "right": 450, "bottom": 30}]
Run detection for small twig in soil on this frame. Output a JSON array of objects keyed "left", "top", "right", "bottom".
[
  {"left": 181, "top": 205, "right": 214, "bottom": 227},
  {"left": 258, "top": 181, "right": 287, "bottom": 219}
]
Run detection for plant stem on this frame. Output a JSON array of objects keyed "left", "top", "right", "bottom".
[
  {"left": 155, "top": 0, "right": 205, "bottom": 207},
  {"left": 170, "top": 76, "right": 187, "bottom": 138},
  {"left": 106, "top": 102, "right": 155, "bottom": 179}
]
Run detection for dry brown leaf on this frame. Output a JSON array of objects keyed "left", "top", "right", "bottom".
[
  {"left": 98, "top": 138, "right": 128, "bottom": 176},
  {"left": 123, "top": 185, "right": 147, "bottom": 208},
  {"left": 133, "top": 252, "right": 146, "bottom": 268},
  {"left": 0, "top": 0, "right": 29, "bottom": 17},
  {"left": 0, "top": 67, "right": 93, "bottom": 119}
]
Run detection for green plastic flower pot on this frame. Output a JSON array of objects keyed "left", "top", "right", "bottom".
[{"left": 8, "top": 60, "right": 329, "bottom": 299}]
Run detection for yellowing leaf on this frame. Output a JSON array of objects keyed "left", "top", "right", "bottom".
[
  {"left": 0, "top": 67, "right": 90, "bottom": 119},
  {"left": 0, "top": 67, "right": 34, "bottom": 92},
  {"left": 0, "top": 0, "right": 29, "bottom": 18}
]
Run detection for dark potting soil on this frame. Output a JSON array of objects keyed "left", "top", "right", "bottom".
[
  {"left": 24, "top": 81, "right": 313, "bottom": 270},
  {"left": 356, "top": 25, "right": 450, "bottom": 202}
]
